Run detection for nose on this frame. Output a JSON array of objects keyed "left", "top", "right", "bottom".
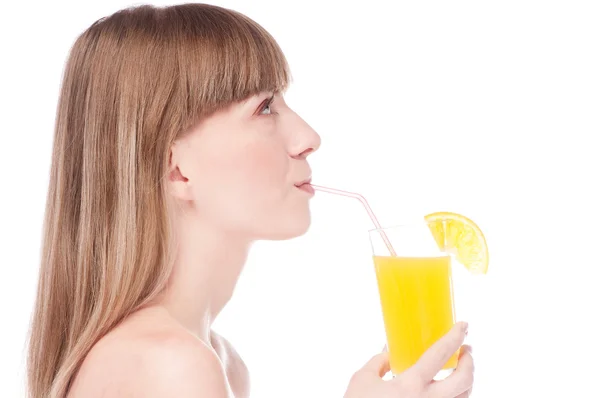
[{"left": 289, "top": 114, "right": 321, "bottom": 160}]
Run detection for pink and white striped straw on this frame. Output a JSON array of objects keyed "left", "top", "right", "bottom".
[{"left": 311, "top": 184, "right": 397, "bottom": 256}]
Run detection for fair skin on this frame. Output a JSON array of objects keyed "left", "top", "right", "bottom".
[{"left": 68, "top": 91, "right": 474, "bottom": 398}]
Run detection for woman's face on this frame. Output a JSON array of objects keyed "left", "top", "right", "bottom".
[{"left": 169, "top": 91, "right": 321, "bottom": 240}]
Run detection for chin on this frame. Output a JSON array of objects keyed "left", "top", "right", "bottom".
[{"left": 260, "top": 214, "right": 312, "bottom": 241}]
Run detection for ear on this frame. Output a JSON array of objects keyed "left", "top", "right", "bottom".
[{"left": 167, "top": 143, "right": 194, "bottom": 201}]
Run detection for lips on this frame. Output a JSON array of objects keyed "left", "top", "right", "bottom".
[
  {"left": 294, "top": 177, "right": 312, "bottom": 187},
  {"left": 295, "top": 177, "right": 315, "bottom": 195}
]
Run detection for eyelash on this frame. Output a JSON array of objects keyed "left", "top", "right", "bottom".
[{"left": 260, "top": 96, "right": 277, "bottom": 116}]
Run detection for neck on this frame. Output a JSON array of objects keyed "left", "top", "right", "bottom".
[{"left": 157, "top": 216, "right": 252, "bottom": 341}]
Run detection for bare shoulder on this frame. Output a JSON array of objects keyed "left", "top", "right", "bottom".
[
  {"left": 68, "top": 308, "right": 232, "bottom": 398},
  {"left": 133, "top": 328, "right": 232, "bottom": 397}
]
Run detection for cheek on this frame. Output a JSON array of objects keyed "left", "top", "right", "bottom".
[
  {"left": 192, "top": 137, "right": 289, "bottom": 212},
  {"left": 236, "top": 141, "right": 288, "bottom": 189}
]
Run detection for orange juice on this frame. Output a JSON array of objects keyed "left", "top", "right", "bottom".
[{"left": 373, "top": 255, "right": 458, "bottom": 375}]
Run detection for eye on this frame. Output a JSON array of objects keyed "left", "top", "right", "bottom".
[
  {"left": 259, "top": 96, "right": 275, "bottom": 115},
  {"left": 260, "top": 103, "right": 272, "bottom": 115}
]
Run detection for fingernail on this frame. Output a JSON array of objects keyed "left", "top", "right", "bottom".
[{"left": 460, "top": 321, "right": 469, "bottom": 334}]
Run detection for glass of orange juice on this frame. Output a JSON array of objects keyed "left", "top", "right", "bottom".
[{"left": 369, "top": 222, "right": 459, "bottom": 379}]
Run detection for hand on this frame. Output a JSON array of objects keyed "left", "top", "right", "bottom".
[{"left": 343, "top": 322, "right": 473, "bottom": 398}]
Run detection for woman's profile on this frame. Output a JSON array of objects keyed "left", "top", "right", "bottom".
[{"left": 26, "top": 3, "right": 474, "bottom": 397}]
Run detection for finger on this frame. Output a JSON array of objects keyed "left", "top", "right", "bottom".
[
  {"left": 361, "top": 351, "right": 391, "bottom": 378},
  {"left": 408, "top": 322, "right": 468, "bottom": 383},
  {"left": 427, "top": 345, "right": 474, "bottom": 398}
]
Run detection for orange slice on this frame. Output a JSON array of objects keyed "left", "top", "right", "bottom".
[{"left": 425, "top": 212, "right": 489, "bottom": 274}]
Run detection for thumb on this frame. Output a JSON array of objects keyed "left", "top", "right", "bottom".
[
  {"left": 410, "top": 321, "right": 468, "bottom": 383},
  {"left": 361, "top": 351, "right": 391, "bottom": 378}
]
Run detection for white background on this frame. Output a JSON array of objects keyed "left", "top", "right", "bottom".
[{"left": 1, "top": 1, "right": 599, "bottom": 397}]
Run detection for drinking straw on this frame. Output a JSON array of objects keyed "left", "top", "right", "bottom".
[{"left": 311, "top": 184, "right": 397, "bottom": 256}]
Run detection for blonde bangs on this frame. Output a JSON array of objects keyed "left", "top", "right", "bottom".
[{"left": 169, "top": 4, "right": 292, "bottom": 126}]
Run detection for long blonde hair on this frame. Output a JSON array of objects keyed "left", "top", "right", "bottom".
[{"left": 26, "top": 4, "right": 290, "bottom": 397}]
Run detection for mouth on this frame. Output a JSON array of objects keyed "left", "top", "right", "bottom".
[{"left": 294, "top": 178, "right": 315, "bottom": 195}]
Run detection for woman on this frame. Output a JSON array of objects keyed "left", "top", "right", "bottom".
[{"left": 27, "top": 3, "right": 474, "bottom": 397}]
